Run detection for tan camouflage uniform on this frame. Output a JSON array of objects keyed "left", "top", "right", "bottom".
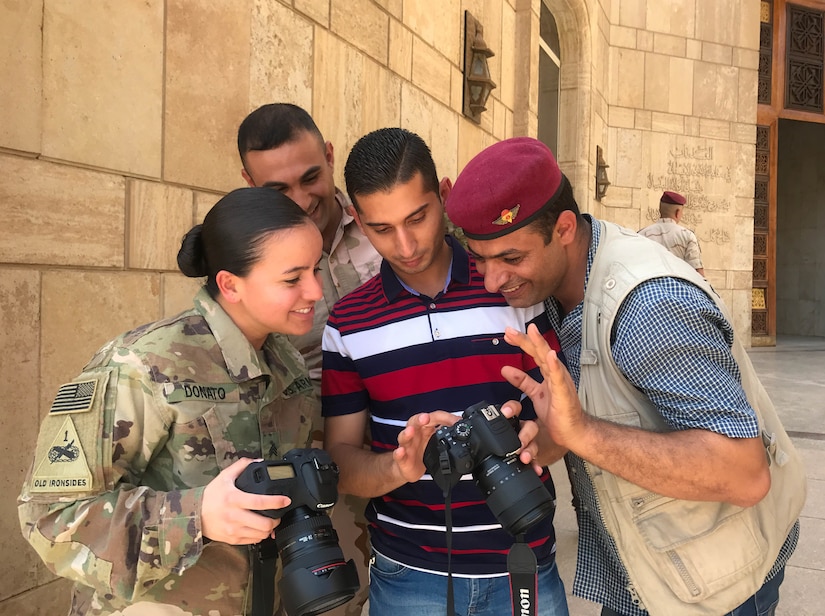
[
  {"left": 18, "top": 288, "right": 315, "bottom": 616},
  {"left": 638, "top": 217, "right": 704, "bottom": 270},
  {"left": 287, "top": 190, "right": 380, "bottom": 616},
  {"left": 288, "top": 190, "right": 380, "bottom": 435}
]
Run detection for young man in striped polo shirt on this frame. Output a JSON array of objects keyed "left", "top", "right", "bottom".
[{"left": 321, "top": 128, "right": 569, "bottom": 616}]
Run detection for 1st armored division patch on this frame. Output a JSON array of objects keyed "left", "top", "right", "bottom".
[{"left": 30, "top": 416, "right": 93, "bottom": 492}]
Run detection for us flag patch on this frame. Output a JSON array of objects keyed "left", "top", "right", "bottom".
[{"left": 49, "top": 380, "right": 97, "bottom": 414}]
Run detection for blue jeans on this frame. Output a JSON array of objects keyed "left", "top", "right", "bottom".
[
  {"left": 368, "top": 550, "right": 569, "bottom": 616},
  {"left": 599, "top": 568, "right": 785, "bottom": 616}
]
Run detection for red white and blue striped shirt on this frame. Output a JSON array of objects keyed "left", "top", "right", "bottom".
[{"left": 321, "top": 236, "right": 562, "bottom": 576}]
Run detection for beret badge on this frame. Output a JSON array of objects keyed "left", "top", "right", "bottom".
[{"left": 492, "top": 204, "right": 520, "bottom": 226}]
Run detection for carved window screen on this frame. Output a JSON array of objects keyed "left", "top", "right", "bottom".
[
  {"left": 760, "top": 1, "right": 773, "bottom": 105},
  {"left": 786, "top": 4, "right": 824, "bottom": 113},
  {"left": 752, "top": 125, "right": 771, "bottom": 336}
]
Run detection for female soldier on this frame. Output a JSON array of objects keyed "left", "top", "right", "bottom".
[{"left": 18, "top": 188, "right": 323, "bottom": 615}]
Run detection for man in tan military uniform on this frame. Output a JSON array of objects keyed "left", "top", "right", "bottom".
[
  {"left": 238, "top": 104, "right": 380, "bottom": 615},
  {"left": 238, "top": 104, "right": 382, "bottom": 427},
  {"left": 19, "top": 288, "right": 316, "bottom": 615},
  {"left": 638, "top": 190, "right": 705, "bottom": 276}
]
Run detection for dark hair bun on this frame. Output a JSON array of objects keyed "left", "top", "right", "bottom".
[{"left": 177, "top": 224, "right": 208, "bottom": 277}]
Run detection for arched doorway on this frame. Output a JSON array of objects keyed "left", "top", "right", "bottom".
[
  {"left": 538, "top": 3, "right": 561, "bottom": 155},
  {"left": 756, "top": 0, "right": 825, "bottom": 344},
  {"left": 514, "top": 0, "right": 592, "bottom": 208}
]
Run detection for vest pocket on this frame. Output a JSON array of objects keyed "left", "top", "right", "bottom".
[{"left": 632, "top": 495, "right": 766, "bottom": 602}]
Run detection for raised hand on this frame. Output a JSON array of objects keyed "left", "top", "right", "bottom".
[{"left": 502, "top": 324, "right": 589, "bottom": 452}]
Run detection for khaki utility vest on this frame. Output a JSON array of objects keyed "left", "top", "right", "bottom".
[{"left": 577, "top": 221, "right": 806, "bottom": 615}]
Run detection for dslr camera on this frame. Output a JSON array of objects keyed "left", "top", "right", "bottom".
[
  {"left": 423, "top": 401, "right": 555, "bottom": 536},
  {"left": 235, "top": 448, "right": 360, "bottom": 616}
]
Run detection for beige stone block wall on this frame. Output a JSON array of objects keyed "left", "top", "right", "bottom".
[
  {"left": 400, "top": 83, "right": 460, "bottom": 180},
  {"left": 1, "top": 579, "right": 74, "bottom": 615},
  {"left": 0, "top": 155, "right": 126, "bottom": 267},
  {"left": 412, "top": 37, "right": 453, "bottom": 108},
  {"left": 332, "top": 0, "right": 390, "bottom": 64},
  {"left": 250, "top": 0, "right": 315, "bottom": 112},
  {"left": 163, "top": 273, "right": 206, "bottom": 317},
  {"left": 0, "top": 2, "right": 42, "bottom": 154},
  {"left": 1, "top": 269, "right": 47, "bottom": 601},
  {"left": 647, "top": 0, "right": 695, "bottom": 37},
  {"left": 194, "top": 190, "right": 225, "bottom": 223},
  {"left": 164, "top": 0, "right": 251, "bottom": 193},
  {"left": 41, "top": 0, "right": 164, "bottom": 177},
  {"left": 389, "top": 18, "right": 414, "bottom": 81},
  {"left": 128, "top": 180, "right": 195, "bottom": 271},
  {"left": 500, "top": 7, "right": 517, "bottom": 110},
  {"left": 597, "top": 0, "right": 760, "bottom": 338}
]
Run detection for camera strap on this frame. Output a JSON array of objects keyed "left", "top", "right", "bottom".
[
  {"left": 435, "top": 449, "right": 459, "bottom": 616},
  {"left": 251, "top": 537, "right": 278, "bottom": 616},
  {"left": 507, "top": 535, "right": 538, "bottom": 616}
]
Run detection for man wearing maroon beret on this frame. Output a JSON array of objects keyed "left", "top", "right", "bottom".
[
  {"left": 445, "top": 137, "right": 804, "bottom": 616},
  {"left": 638, "top": 190, "right": 705, "bottom": 276}
]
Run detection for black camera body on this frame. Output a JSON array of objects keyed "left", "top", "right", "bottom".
[
  {"left": 235, "top": 447, "right": 340, "bottom": 519},
  {"left": 423, "top": 401, "right": 555, "bottom": 537},
  {"left": 423, "top": 401, "right": 522, "bottom": 491},
  {"left": 235, "top": 448, "right": 360, "bottom": 616}
]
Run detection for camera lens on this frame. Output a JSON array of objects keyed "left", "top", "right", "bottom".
[
  {"left": 275, "top": 506, "right": 360, "bottom": 616},
  {"left": 474, "top": 454, "right": 555, "bottom": 536}
]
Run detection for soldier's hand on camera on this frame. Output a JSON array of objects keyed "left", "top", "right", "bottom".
[
  {"left": 394, "top": 411, "right": 460, "bottom": 483},
  {"left": 202, "top": 458, "right": 291, "bottom": 545}
]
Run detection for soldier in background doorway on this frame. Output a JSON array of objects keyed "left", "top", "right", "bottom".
[{"left": 639, "top": 190, "right": 705, "bottom": 276}]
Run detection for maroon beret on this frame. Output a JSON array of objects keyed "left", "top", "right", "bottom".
[
  {"left": 445, "top": 137, "right": 565, "bottom": 240},
  {"left": 660, "top": 190, "right": 686, "bottom": 205}
]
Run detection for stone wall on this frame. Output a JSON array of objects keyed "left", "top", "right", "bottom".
[{"left": 591, "top": 0, "right": 761, "bottom": 343}]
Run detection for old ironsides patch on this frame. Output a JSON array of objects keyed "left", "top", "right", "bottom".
[{"left": 31, "top": 415, "right": 93, "bottom": 492}]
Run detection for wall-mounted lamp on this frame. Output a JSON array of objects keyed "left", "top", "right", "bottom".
[
  {"left": 463, "top": 11, "right": 496, "bottom": 124},
  {"left": 595, "top": 145, "right": 611, "bottom": 201}
]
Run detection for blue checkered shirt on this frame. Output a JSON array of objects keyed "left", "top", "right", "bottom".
[{"left": 544, "top": 216, "right": 799, "bottom": 615}]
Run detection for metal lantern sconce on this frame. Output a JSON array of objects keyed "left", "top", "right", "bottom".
[
  {"left": 595, "top": 145, "right": 611, "bottom": 201},
  {"left": 463, "top": 11, "right": 496, "bottom": 124}
]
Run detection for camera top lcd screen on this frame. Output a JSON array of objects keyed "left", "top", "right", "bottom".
[{"left": 266, "top": 465, "right": 296, "bottom": 480}]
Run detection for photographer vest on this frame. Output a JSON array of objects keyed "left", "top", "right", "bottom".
[{"left": 577, "top": 220, "right": 806, "bottom": 615}]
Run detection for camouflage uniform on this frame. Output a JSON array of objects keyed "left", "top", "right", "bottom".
[
  {"left": 638, "top": 217, "right": 704, "bottom": 270},
  {"left": 288, "top": 189, "right": 380, "bottom": 435},
  {"left": 18, "top": 288, "right": 315, "bottom": 616},
  {"left": 286, "top": 190, "right": 380, "bottom": 616}
]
